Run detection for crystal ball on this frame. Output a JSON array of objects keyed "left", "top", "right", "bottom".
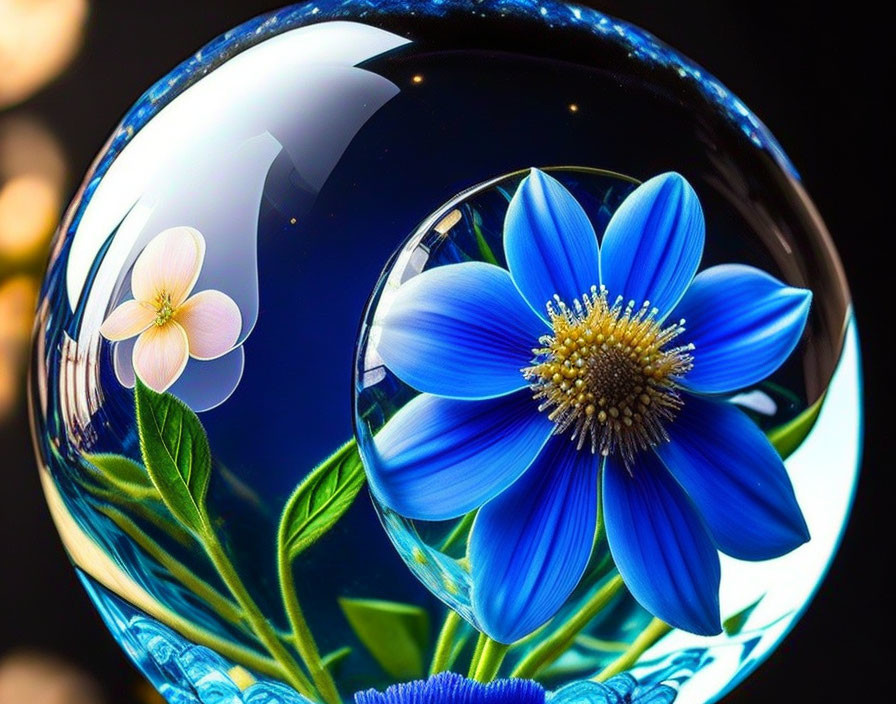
[{"left": 30, "top": 2, "right": 860, "bottom": 703}]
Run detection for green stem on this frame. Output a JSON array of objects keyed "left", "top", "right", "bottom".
[
  {"left": 321, "top": 647, "right": 352, "bottom": 671},
  {"left": 429, "top": 610, "right": 463, "bottom": 675},
  {"left": 200, "top": 528, "right": 317, "bottom": 700},
  {"left": 87, "top": 486, "right": 194, "bottom": 547},
  {"left": 438, "top": 512, "right": 476, "bottom": 553},
  {"left": 278, "top": 549, "right": 342, "bottom": 704},
  {"left": 575, "top": 634, "right": 629, "bottom": 653},
  {"left": 593, "top": 618, "right": 671, "bottom": 682},
  {"left": 472, "top": 637, "right": 509, "bottom": 683},
  {"left": 511, "top": 574, "right": 625, "bottom": 679},
  {"left": 162, "top": 608, "right": 286, "bottom": 681},
  {"left": 467, "top": 632, "right": 488, "bottom": 678},
  {"left": 98, "top": 505, "right": 246, "bottom": 627}
]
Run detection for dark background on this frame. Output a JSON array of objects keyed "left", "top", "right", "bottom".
[{"left": 1, "top": 1, "right": 890, "bottom": 701}]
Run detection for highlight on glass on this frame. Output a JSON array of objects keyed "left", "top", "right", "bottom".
[{"left": 28, "top": 2, "right": 860, "bottom": 703}]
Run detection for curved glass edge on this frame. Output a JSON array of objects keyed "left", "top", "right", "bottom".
[
  {"left": 351, "top": 164, "right": 862, "bottom": 700},
  {"left": 77, "top": 570, "right": 311, "bottom": 704},
  {"left": 52, "top": 0, "right": 798, "bottom": 280},
  {"left": 79, "top": 568, "right": 689, "bottom": 704},
  {"left": 32, "top": 1, "right": 860, "bottom": 699},
  {"left": 627, "top": 312, "right": 862, "bottom": 704},
  {"left": 707, "top": 312, "right": 864, "bottom": 704}
]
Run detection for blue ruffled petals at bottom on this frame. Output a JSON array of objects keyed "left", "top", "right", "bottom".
[
  {"left": 354, "top": 672, "right": 545, "bottom": 704},
  {"left": 550, "top": 674, "right": 677, "bottom": 704},
  {"left": 129, "top": 614, "right": 312, "bottom": 704}
]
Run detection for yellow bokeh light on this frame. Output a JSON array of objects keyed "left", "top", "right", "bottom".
[
  {"left": 0, "top": 0, "right": 89, "bottom": 109},
  {"left": 0, "top": 274, "right": 38, "bottom": 420},
  {"left": 0, "top": 175, "right": 59, "bottom": 258},
  {"left": 0, "top": 116, "right": 66, "bottom": 264},
  {"left": 0, "top": 651, "right": 103, "bottom": 704},
  {"left": 0, "top": 116, "right": 65, "bottom": 421}
]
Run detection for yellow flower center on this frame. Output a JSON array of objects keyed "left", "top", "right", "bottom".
[
  {"left": 524, "top": 285, "right": 694, "bottom": 465},
  {"left": 153, "top": 292, "right": 176, "bottom": 326}
]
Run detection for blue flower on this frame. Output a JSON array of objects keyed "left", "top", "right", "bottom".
[
  {"left": 354, "top": 672, "right": 545, "bottom": 704},
  {"left": 129, "top": 614, "right": 313, "bottom": 704},
  {"left": 368, "top": 169, "right": 811, "bottom": 641},
  {"left": 550, "top": 674, "right": 676, "bottom": 704}
]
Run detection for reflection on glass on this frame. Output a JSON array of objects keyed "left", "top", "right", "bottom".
[{"left": 28, "top": 2, "right": 860, "bottom": 704}]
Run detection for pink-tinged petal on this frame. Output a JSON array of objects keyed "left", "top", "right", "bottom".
[
  {"left": 168, "top": 347, "right": 245, "bottom": 412},
  {"left": 99, "top": 300, "right": 155, "bottom": 341},
  {"left": 131, "top": 226, "right": 206, "bottom": 307},
  {"left": 132, "top": 322, "right": 190, "bottom": 393},
  {"left": 177, "top": 289, "right": 242, "bottom": 360}
]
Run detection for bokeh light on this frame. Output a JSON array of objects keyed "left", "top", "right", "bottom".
[
  {"left": 0, "top": 651, "right": 104, "bottom": 704},
  {"left": 0, "top": 116, "right": 66, "bottom": 262},
  {"left": 0, "top": 275, "right": 38, "bottom": 419},
  {"left": 0, "top": 174, "right": 59, "bottom": 259},
  {"left": 0, "top": 116, "right": 67, "bottom": 422},
  {"left": 0, "top": 0, "right": 89, "bottom": 110}
]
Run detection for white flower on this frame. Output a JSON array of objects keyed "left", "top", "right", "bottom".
[{"left": 100, "top": 226, "right": 242, "bottom": 393}]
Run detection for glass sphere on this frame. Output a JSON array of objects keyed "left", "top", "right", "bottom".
[{"left": 30, "top": 2, "right": 859, "bottom": 703}]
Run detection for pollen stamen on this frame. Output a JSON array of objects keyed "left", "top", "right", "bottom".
[
  {"left": 154, "top": 292, "right": 175, "bottom": 326},
  {"left": 523, "top": 285, "right": 693, "bottom": 466}
]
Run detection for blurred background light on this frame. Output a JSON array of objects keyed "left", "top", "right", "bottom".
[
  {"left": 0, "top": 116, "right": 66, "bottom": 422},
  {"left": 0, "top": 275, "right": 38, "bottom": 420},
  {"left": 0, "top": 650, "right": 104, "bottom": 704},
  {"left": 0, "top": 0, "right": 89, "bottom": 110},
  {"left": 0, "top": 116, "right": 66, "bottom": 263},
  {"left": 0, "top": 175, "right": 58, "bottom": 259}
]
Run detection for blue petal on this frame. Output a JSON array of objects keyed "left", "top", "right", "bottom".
[
  {"left": 600, "top": 172, "right": 705, "bottom": 316},
  {"left": 177, "top": 645, "right": 243, "bottom": 702},
  {"left": 673, "top": 264, "right": 812, "bottom": 394},
  {"left": 378, "top": 261, "right": 548, "bottom": 399},
  {"left": 354, "top": 672, "right": 545, "bottom": 704},
  {"left": 604, "top": 674, "right": 638, "bottom": 699},
  {"left": 628, "top": 683, "right": 678, "bottom": 704},
  {"left": 470, "top": 436, "right": 599, "bottom": 643},
  {"left": 603, "top": 452, "right": 721, "bottom": 636},
  {"left": 366, "top": 390, "right": 553, "bottom": 520},
  {"left": 504, "top": 169, "right": 600, "bottom": 316},
  {"left": 244, "top": 681, "right": 314, "bottom": 703},
  {"left": 550, "top": 681, "right": 624, "bottom": 704},
  {"left": 550, "top": 676, "right": 676, "bottom": 704},
  {"left": 657, "top": 394, "right": 809, "bottom": 560}
]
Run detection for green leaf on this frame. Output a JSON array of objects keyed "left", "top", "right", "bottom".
[
  {"left": 768, "top": 393, "right": 826, "bottom": 459},
  {"left": 135, "top": 379, "right": 212, "bottom": 533},
  {"left": 723, "top": 596, "right": 764, "bottom": 635},
  {"left": 472, "top": 210, "right": 499, "bottom": 266},
  {"left": 84, "top": 453, "right": 158, "bottom": 498},
  {"left": 278, "top": 440, "right": 366, "bottom": 561},
  {"left": 338, "top": 598, "right": 429, "bottom": 679}
]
